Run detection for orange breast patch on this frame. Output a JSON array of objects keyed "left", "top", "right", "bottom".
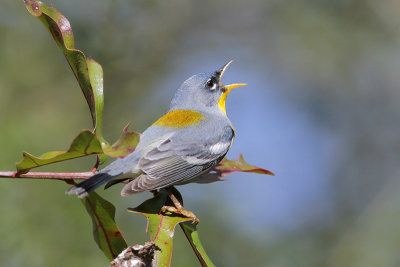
[{"left": 153, "top": 110, "right": 205, "bottom": 129}]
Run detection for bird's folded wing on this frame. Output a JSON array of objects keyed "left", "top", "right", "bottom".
[{"left": 121, "top": 134, "right": 229, "bottom": 194}]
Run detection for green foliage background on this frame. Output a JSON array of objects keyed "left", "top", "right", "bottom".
[{"left": 2, "top": 0, "right": 400, "bottom": 266}]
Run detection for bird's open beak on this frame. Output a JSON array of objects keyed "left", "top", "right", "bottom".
[
  {"left": 224, "top": 83, "right": 247, "bottom": 91},
  {"left": 217, "top": 60, "right": 247, "bottom": 114},
  {"left": 217, "top": 60, "right": 247, "bottom": 92},
  {"left": 217, "top": 60, "right": 247, "bottom": 90},
  {"left": 218, "top": 60, "right": 234, "bottom": 78}
]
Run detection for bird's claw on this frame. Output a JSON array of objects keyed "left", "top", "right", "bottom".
[{"left": 161, "top": 206, "right": 199, "bottom": 224}]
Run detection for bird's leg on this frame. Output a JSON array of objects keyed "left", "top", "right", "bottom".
[
  {"left": 167, "top": 191, "right": 183, "bottom": 209},
  {"left": 161, "top": 188, "right": 199, "bottom": 224},
  {"left": 150, "top": 190, "right": 158, "bottom": 197}
]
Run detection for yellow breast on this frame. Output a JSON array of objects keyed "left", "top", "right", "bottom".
[{"left": 153, "top": 110, "right": 205, "bottom": 129}]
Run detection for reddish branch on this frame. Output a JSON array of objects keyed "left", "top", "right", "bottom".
[{"left": 0, "top": 171, "right": 93, "bottom": 180}]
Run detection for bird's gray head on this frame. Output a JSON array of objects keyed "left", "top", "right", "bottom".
[{"left": 169, "top": 61, "right": 246, "bottom": 115}]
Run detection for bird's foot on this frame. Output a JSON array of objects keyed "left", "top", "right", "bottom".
[{"left": 161, "top": 206, "right": 199, "bottom": 224}]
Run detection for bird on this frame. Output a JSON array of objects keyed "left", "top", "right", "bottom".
[{"left": 67, "top": 60, "right": 246, "bottom": 198}]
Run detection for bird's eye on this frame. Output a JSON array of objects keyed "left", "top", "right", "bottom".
[{"left": 206, "top": 79, "right": 217, "bottom": 90}]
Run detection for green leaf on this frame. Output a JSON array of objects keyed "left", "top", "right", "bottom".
[
  {"left": 86, "top": 58, "right": 108, "bottom": 164},
  {"left": 82, "top": 192, "right": 128, "bottom": 261},
  {"left": 180, "top": 222, "right": 215, "bottom": 267},
  {"left": 128, "top": 190, "right": 191, "bottom": 266},
  {"left": 24, "top": 0, "right": 142, "bottom": 168},
  {"left": 103, "top": 123, "right": 141, "bottom": 158},
  {"left": 24, "top": 0, "right": 105, "bottom": 141},
  {"left": 15, "top": 126, "right": 140, "bottom": 173},
  {"left": 87, "top": 58, "right": 106, "bottom": 146},
  {"left": 16, "top": 130, "right": 102, "bottom": 173}
]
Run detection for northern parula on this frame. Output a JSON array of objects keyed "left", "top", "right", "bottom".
[{"left": 67, "top": 61, "right": 246, "bottom": 198}]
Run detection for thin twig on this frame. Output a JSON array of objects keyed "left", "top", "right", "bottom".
[
  {"left": 92, "top": 156, "right": 100, "bottom": 173},
  {"left": 0, "top": 171, "right": 93, "bottom": 180}
]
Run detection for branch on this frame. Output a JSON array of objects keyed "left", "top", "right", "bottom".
[
  {"left": 0, "top": 171, "right": 93, "bottom": 180},
  {"left": 110, "top": 242, "right": 159, "bottom": 267}
]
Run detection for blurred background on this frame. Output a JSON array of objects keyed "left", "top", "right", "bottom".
[{"left": 1, "top": 0, "right": 400, "bottom": 266}]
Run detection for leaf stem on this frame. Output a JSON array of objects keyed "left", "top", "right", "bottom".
[{"left": 180, "top": 223, "right": 206, "bottom": 266}]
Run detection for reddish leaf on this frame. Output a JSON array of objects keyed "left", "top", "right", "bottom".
[
  {"left": 103, "top": 124, "right": 141, "bottom": 158},
  {"left": 184, "top": 154, "right": 274, "bottom": 185},
  {"left": 215, "top": 154, "right": 275, "bottom": 177}
]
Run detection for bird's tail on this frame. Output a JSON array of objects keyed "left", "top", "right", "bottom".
[{"left": 66, "top": 172, "right": 117, "bottom": 198}]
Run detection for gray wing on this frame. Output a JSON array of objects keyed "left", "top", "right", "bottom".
[{"left": 121, "top": 126, "right": 234, "bottom": 195}]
